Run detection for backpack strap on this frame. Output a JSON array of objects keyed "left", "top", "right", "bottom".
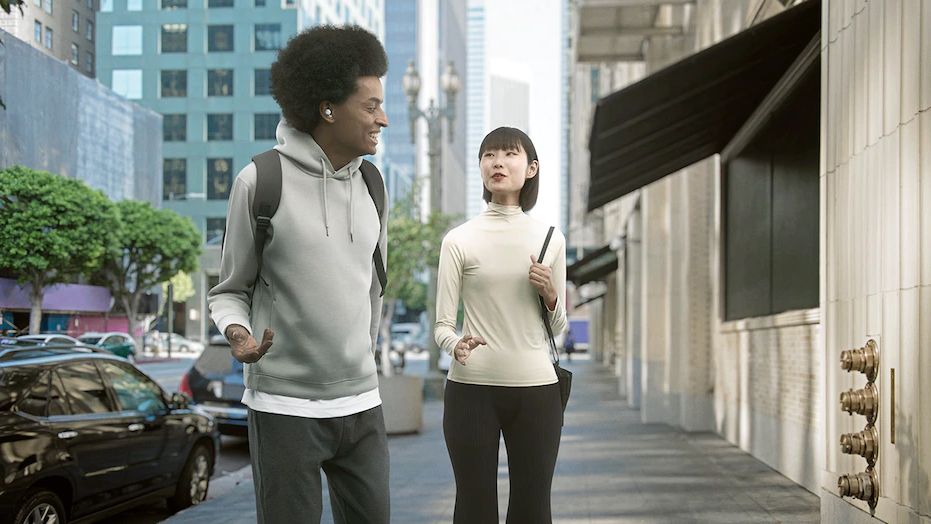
[
  {"left": 250, "top": 149, "right": 282, "bottom": 286},
  {"left": 359, "top": 159, "right": 388, "bottom": 297},
  {"left": 537, "top": 226, "right": 559, "bottom": 364}
]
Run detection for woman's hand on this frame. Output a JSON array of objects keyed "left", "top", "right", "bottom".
[
  {"left": 454, "top": 334, "right": 486, "bottom": 366},
  {"left": 529, "top": 255, "right": 557, "bottom": 310}
]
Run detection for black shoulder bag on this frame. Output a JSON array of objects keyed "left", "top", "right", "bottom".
[{"left": 537, "top": 226, "right": 572, "bottom": 416}]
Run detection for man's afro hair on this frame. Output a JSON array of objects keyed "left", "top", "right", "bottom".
[{"left": 271, "top": 25, "right": 387, "bottom": 134}]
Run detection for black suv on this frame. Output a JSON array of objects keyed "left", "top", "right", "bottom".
[{"left": 0, "top": 344, "right": 220, "bottom": 524}]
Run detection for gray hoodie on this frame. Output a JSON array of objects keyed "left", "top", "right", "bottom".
[{"left": 208, "top": 121, "right": 387, "bottom": 400}]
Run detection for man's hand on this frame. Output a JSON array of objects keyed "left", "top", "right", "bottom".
[
  {"left": 226, "top": 325, "right": 274, "bottom": 364},
  {"left": 529, "top": 255, "right": 557, "bottom": 310},
  {"left": 453, "top": 334, "right": 486, "bottom": 366}
]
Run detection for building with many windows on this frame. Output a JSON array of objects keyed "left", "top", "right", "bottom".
[
  {"left": 0, "top": 0, "right": 98, "bottom": 77},
  {"left": 382, "top": 0, "right": 417, "bottom": 207},
  {"left": 95, "top": 0, "right": 384, "bottom": 340}
]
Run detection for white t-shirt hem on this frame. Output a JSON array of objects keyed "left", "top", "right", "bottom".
[{"left": 242, "top": 387, "right": 382, "bottom": 418}]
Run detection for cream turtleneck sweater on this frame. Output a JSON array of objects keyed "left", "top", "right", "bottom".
[{"left": 434, "top": 202, "right": 568, "bottom": 387}]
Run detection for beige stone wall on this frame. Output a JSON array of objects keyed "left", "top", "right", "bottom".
[{"left": 821, "top": 0, "right": 931, "bottom": 521}]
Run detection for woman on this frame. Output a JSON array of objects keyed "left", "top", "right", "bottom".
[{"left": 435, "top": 126, "right": 568, "bottom": 523}]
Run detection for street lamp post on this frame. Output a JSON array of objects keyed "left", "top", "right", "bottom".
[{"left": 402, "top": 60, "right": 459, "bottom": 375}]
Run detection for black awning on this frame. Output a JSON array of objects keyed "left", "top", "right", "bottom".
[
  {"left": 567, "top": 245, "right": 618, "bottom": 287},
  {"left": 587, "top": 0, "right": 820, "bottom": 211}
]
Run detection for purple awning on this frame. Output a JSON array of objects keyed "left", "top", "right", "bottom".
[{"left": 0, "top": 278, "right": 113, "bottom": 313}]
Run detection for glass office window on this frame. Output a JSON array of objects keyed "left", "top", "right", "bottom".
[
  {"left": 207, "top": 158, "right": 233, "bottom": 200},
  {"left": 111, "top": 69, "right": 142, "bottom": 99},
  {"left": 207, "top": 114, "right": 233, "bottom": 141},
  {"left": 205, "top": 217, "right": 226, "bottom": 245},
  {"left": 100, "top": 0, "right": 112, "bottom": 10},
  {"left": 163, "top": 159, "right": 187, "bottom": 200},
  {"left": 86, "top": 20, "right": 94, "bottom": 41},
  {"left": 162, "top": 0, "right": 187, "bottom": 7},
  {"left": 254, "top": 68, "right": 271, "bottom": 95},
  {"left": 207, "top": 69, "right": 233, "bottom": 96},
  {"left": 161, "top": 69, "right": 187, "bottom": 97},
  {"left": 33, "top": 21, "right": 41, "bottom": 43},
  {"left": 161, "top": 24, "right": 187, "bottom": 53},
  {"left": 254, "top": 113, "right": 279, "bottom": 140},
  {"left": 208, "top": 0, "right": 233, "bottom": 6},
  {"left": 208, "top": 25, "right": 234, "bottom": 52},
  {"left": 70, "top": 43, "right": 79, "bottom": 65},
  {"left": 84, "top": 51, "right": 94, "bottom": 74},
  {"left": 254, "top": 23, "right": 281, "bottom": 51},
  {"left": 43, "top": 0, "right": 52, "bottom": 14},
  {"left": 44, "top": 27, "right": 53, "bottom": 49},
  {"left": 127, "top": 0, "right": 141, "bottom": 10},
  {"left": 71, "top": 11, "right": 79, "bottom": 32},
  {"left": 163, "top": 114, "right": 187, "bottom": 142},
  {"left": 112, "top": 25, "right": 142, "bottom": 55}
]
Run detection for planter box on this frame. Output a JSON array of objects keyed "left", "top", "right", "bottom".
[{"left": 378, "top": 374, "right": 424, "bottom": 434}]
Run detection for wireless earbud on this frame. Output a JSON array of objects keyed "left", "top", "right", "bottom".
[{"left": 324, "top": 108, "right": 333, "bottom": 117}]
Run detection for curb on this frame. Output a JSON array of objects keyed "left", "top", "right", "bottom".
[{"left": 209, "top": 464, "right": 252, "bottom": 499}]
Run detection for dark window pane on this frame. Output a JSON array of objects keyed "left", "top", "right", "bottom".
[
  {"left": 208, "top": 0, "right": 233, "bottom": 6},
  {"left": 207, "top": 158, "right": 233, "bottom": 200},
  {"left": 58, "top": 362, "right": 115, "bottom": 414},
  {"left": 100, "top": 361, "right": 166, "bottom": 414},
  {"left": 206, "top": 217, "right": 225, "bottom": 245},
  {"left": 161, "top": 24, "right": 187, "bottom": 53},
  {"left": 254, "top": 113, "right": 279, "bottom": 140},
  {"left": 18, "top": 371, "right": 51, "bottom": 417},
  {"left": 163, "top": 114, "right": 186, "bottom": 141},
  {"left": 161, "top": 69, "right": 187, "bottom": 97},
  {"left": 724, "top": 69, "right": 819, "bottom": 320},
  {"left": 208, "top": 25, "right": 234, "bottom": 52},
  {"left": 254, "top": 0, "right": 265, "bottom": 5},
  {"left": 207, "top": 114, "right": 233, "bottom": 141},
  {"left": 163, "top": 158, "right": 187, "bottom": 200},
  {"left": 254, "top": 23, "right": 281, "bottom": 51},
  {"left": 207, "top": 69, "right": 233, "bottom": 96},
  {"left": 254, "top": 68, "right": 271, "bottom": 95},
  {"left": 162, "top": 0, "right": 187, "bottom": 8},
  {"left": 724, "top": 148, "right": 772, "bottom": 321},
  {"left": 49, "top": 372, "right": 69, "bottom": 416}
]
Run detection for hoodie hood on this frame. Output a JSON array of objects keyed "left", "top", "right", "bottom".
[{"left": 272, "top": 120, "right": 364, "bottom": 239}]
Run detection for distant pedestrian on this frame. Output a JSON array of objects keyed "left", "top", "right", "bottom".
[
  {"left": 208, "top": 25, "right": 390, "bottom": 524},
  {"left": 435, "top": 127, "right": 568, "bottom": 523},
  {"left": 564, "top": 330, "right": 575, "bottom": 362}
]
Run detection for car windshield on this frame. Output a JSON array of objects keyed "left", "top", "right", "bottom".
[
  {"left": 80, "top": 336, "right": 103, "bottom": 344},
  {"left": 0, "top": 366, "right": 42, "bottom": 412}
]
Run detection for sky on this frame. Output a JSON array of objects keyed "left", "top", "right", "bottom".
[{"left": 480, "top": 0, "right": 564, "bottom": 225}]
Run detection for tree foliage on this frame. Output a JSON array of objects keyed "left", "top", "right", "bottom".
[
  {"left": 0, "top": 166, "right": 117, "bottom": 332},
  {"left": 385, "top": 190, "right": 457, "bottom": 310},
  {"left": 94, "top": 200, "right": 201, "bottom": 340}
]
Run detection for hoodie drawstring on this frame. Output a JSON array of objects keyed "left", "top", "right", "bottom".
[
  {"left": 322, "top": 165, "right": 330, "bottom": 237},
  {"left": 349, "top": 177, "right": 354, "bottom": 243}
]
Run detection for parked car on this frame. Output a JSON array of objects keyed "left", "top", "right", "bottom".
[
  {"left": 180, "top": 346, "right": 247, "bottom": 436},
  {"left": 146, "top": 332, "right": 206, "bottom": 354},
  {"left": 16, "top": 334, "right": 81, "bottom": 346},
  {"left": 0, "top": 342, "right": 219, "bottom": 523},
  {"left": 389, "top": 323, "right": 422, "bottom": 353},
  {"left": 78, "top": 332, "right": 137, "bottom": 361}
]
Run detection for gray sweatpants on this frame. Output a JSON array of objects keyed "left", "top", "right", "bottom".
[{"left": 247, "top": 406, "right": 390, "bottom": 524}]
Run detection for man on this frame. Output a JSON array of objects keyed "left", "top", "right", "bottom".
[{"left": 208, "top": 25, "right": 389, "bottom": 523}]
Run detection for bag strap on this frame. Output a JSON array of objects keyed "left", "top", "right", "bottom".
[
  {"left": 251, "top": 149, "right": 283, "bottom": 288},
  {"left": 359, "top": 160, "right": 388, "bottom": 297},
  {"left": 536, "top": 226, "right": 559, "bottom": 365}
]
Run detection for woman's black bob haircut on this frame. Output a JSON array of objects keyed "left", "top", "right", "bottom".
[
  {"left": 270, "top": 25, "right": 387, "bottom": 134},
  {"left": 479, "top": 127, "right": 539, "bottom": 211}
]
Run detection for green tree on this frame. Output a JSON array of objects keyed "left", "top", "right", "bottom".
[
  {"left": 0, "top": 166, "right": 117, "bottom": 333},
  {"left": 379, "top": 185, "right": 457, "bottom": 375},
  {"left": 95, "top": 200, "right": 201, "bottom": 344}
]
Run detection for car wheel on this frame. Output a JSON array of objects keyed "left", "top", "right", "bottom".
[
  {"left": 168, "top": 444, "right": 212, "bottom": 512},
  {"left": 14, "top": 489, "right": 66, "bottom": 524}
]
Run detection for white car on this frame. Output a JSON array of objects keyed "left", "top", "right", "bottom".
[
  {"left": 78, "top": 332, "right": 138, "bottom": 361},
  {"left": 17, "top": 334, "right": 82, "bottom": 346},
  {"left": 148, "top": 332, "right": 205, "bottom": 354}
]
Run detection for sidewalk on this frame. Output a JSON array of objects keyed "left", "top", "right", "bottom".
[{"left": 166, "top": 357, "right": 819, "bottom": 523}]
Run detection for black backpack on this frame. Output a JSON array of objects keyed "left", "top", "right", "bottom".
[{"left": 248, "top": 149, "right": 387, "bottom": 297}]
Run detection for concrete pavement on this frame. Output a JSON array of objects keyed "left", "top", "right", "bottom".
[{"left": 165, "top": 357, "right": 819, "bottom": 523}]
